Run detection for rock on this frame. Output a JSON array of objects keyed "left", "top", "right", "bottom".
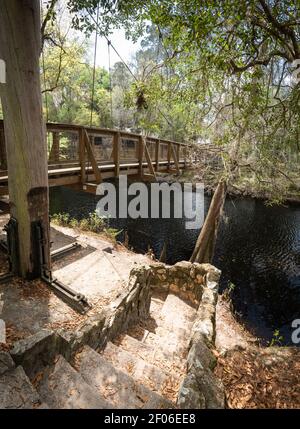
[
  {"left": 37, "top": 355, "right": 112, "bottom": 409},
  {"left": 177, "top": 373, "right": 206, "bottom": 408},
  {"left": 0, "top": 351, "right": 15, "bottom": 375},
  {"left": 187, "top": 339, "right": 217, "bottom": 372},
  {"left": 0, "top": 366, "right": 42, "bottom": 409},
  {"left": 174, "top": 261, "right": 192, "bottom": 271},
  {"left": 77, "top": 346, "right": 174, "bottom": 409},
  {"left": 193, "top": 367, "right": 225, "bottom": 409},
  {"left": 10, "top": 329, "right": 69, "bottom": 378}
]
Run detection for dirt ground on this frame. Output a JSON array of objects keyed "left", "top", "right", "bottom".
[
  {"left": 0, "top": 218, "right": 152, "bottom": 348},
  {"left": 215, "top": 294, "right": 300, "bottom": 409}
]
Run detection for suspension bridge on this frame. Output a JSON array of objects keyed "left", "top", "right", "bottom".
[{"left": 0, "top": 120, "right": 188, "bottom": 206}]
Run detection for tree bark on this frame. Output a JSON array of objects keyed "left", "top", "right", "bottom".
[
  {"left": 0, "top": 0, "right": 50, "bottom": 278},
  {"left": 190, "top": 178, "right": 227, "bottom": 264}
]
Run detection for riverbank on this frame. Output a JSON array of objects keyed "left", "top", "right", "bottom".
[
  {"left": 157, "top": 169, "right": 300, "bottom": 206},
  {"left": 214, "top": 293, "right": 300, "bottom": 408}
]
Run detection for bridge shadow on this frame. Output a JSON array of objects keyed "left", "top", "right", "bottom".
[{"left": 50, "top": 227, "right": 97, "bottom": 271}]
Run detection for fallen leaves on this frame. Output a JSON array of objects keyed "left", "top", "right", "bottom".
[{"left": 214, "top": 346, "right": 300, "bottom": 409}]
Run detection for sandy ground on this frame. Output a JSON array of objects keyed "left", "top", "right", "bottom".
[{"left": 215, "top": 295, "right": 259, "bottom": 353}]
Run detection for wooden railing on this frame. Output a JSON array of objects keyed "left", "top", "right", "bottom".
[{"left": 0, "top": 120, "right": 188, "bottom": 191}]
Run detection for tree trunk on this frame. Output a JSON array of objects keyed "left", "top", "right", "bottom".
[
  {"left": 0, "top": 128, "right": 6, "bottom": 170},
  {"left": 0, "top": 0, "right": 50, "bottom": 279},
  {"left": 190, "top": 178, "right": 227, "bottom": 264},
  {"left": 190, "top": 130, "right": 243, "bottom": 265}
]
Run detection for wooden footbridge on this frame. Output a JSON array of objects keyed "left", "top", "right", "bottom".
[{"left": 0, "top": 120, "right": 188, "bottom": 199}]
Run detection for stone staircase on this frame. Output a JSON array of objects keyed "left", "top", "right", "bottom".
[{"left": 0, "top": 289, "right": 198, "bottom": 409}]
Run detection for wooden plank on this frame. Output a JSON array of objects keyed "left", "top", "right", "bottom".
[
  {"left": 0, "top": 200, "right": 10, "bottom": 214},
  {"left": 0, "top": 118, "right": 190, "bottom": 149},
  {"left": 143, "top": 138, "right": 156, "bottom": 180},
  {"left": 167, "top": 142, "right": 171, "bottom": 171},
  {"left": 78, "top": 128, "right": 87, "bottom": 184},
  {"left": 83, "top": 129, "right": 102, "bottom": 184},
  {"left": 49, "top": 175, "right": 80, "bottom": 187},
  {"left": 49, "top": 131, "right": 60, "bottom": 162},
  {"left": 113, "top": 132, "right": 120, "bottom": 177},
  {"left": 138, "top": 136, "right": 144, "bottom": 178},
  {"left": 170, "top": 143, "right": 180, "bottom": 173},
  {"left": 155, "top": 140, "right": 160, "bottom": 172},
  {"left": 0, "top": 186, "right": 9, "bottom": 196}
]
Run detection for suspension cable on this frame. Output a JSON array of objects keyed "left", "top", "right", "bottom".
[
  {"left": 107, "top": 40, "right": 113, "bottom": 124},
  {"left": 86, "top": 10, "right": 138, "bottom": 82},
  {"left": 86, "top": 9, "right": 176, "bottom": 135},
  {"left": 40, "top": 1, "right": 49, "bottom": 123},
  {"left": 90, "top": 4, "right": 100, "bottom": 127}
]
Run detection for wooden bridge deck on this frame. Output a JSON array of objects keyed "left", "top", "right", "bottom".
[{"left": 0, "top": 121, "right": 187, "bottom": 196}]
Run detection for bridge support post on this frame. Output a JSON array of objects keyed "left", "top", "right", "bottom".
[
  {"left": 49, "top": 132, "right": 60, "bottom": 163},
  {"left": 138, "top": 136, "right": 144, "bottom": 179},
  {"left": 0, "top": 128, "right": 6, "bottom": 170},
  {"left": 167, "top": 142, "right": 171, "bottom": 171},
  {"left": 113, "top": 132, "right": 120, "bottom": 177},
  {"left": 79, "top": 128, "right": 87, "bottom": 184},
  {"left": 155, "top": 140, "right": 160, "bottom": 172},
  {"left": 0, "top": 0, "right": 50, "bottom": 279}
]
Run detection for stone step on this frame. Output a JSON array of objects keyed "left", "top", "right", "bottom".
[
  {"left": 77, "top": 345, "right": 174, "bottom": 409},
  {"left": 102, "top": 342, "right": 181, "bottom": 402},
  {"left": 115, "top": 334, "right": 186, "bottom": 375},
  {"left": 0, "top": 366, "right": 42, "bottom": 409},
  {"left": 149, "top": 291, "right": 168, "bottom": 318},
  {"left": 36, "top": 355, "right": 112, "bottom": 409},
  {"left": 144, "top": 326, "right": 191, "bottom": 359},
  {"left": 157, "top": 293, "right": 197, "bottom": 333}
]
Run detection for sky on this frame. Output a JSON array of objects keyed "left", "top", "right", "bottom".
[{"left": 90, "top": 28, "right": 141, "bottom": 71}]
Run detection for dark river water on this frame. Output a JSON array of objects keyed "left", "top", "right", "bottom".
[{"left": 50, "top": 186, "right": 300, "bottom": 346}]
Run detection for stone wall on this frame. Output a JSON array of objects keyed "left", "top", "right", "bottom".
[
  {"left": 9, "top": 266, "right": 152, "bottom": 377},
  {"left": 150, "top": 261, "right": 219, "bottom": 305},
  {"left": 175, "top": 263, "right": 225, "bottom": 408},
  {"left": 7, "top": 260, "right": 226, "bottom": 409}
]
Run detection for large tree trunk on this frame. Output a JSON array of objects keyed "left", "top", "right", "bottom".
[
  {"left": 190, "top": 130, "right": 243, "bottom": 265},
  {"left": 190, "top": 178, "right": 227, "bottom": 264},
  {"left": 0, "top": 0, "right": 50, "bottom": 279}
]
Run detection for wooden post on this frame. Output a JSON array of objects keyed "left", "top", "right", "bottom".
[
  {"left": 167, "top": 142, "right": 171, "bottom": 171},
  {"left": 155, "top": 140, "right": 160, "bottom": 172},
  {"left": 0, "top": 128, "right": 7, "bottom": 170},
  {"left": 49, "top": 131, "right": 60, "bottom": 162},
  {"left": 138, "top": 136, "right": 144, "bottom": 178},
  {"left": 0, "top": 0, "right": 50, "bottom": 278},
  {"left": 143, "top": 137, "right": 156, "bottom": 180},
  {"left": 171, "top": 143, "right": 180, "bottom": 173},
  {"left": 83, "top": 129, "right": 102, "bottom": 184},
  {"left": 78, "top": 128, "right": 86, "bottom": 184},
  {"left": 183, "top": 145, "right": 187, "bottom": 167},
  {"left": 176, "top": 144, "right": 180, "bottom": 163},
  {"left": 113, "top": 132, "right": 120, "bottom": 177}
]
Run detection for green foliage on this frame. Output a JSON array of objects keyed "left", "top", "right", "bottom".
[
  {"left": 223, "top": 281, "right": 236, "bottom": 302},
  {"left": 50, "top": 212, "right": 71, "bottom": 226},
  {"left": 51, "top": 211, "right": 106, "bottom": 232},
  {"left": 269, "top": 330, "right": 284, "bottom": 347},
  {"left": 42, "top": 1, "right": 300, "bottom": 201},
  {"left": 50, "top": 211, "right": 122, "bottom": 243}
]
